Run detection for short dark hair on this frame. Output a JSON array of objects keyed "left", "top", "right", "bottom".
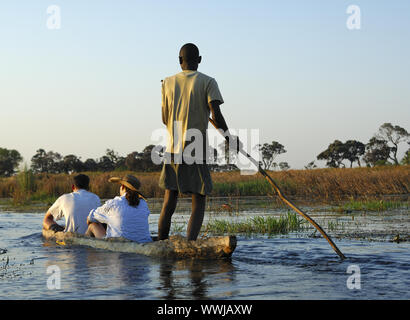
[
  {"left": 73, "top": 174, "right": 90, "bottom": 190},
  {"left": 179, "top": 43, "right": 199, "bottom": 62}
]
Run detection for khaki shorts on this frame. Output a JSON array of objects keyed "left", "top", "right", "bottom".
[{"left": 159, "top": 162, "right": 213, "bottom": 196}]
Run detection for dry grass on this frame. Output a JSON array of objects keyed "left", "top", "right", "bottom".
[
  {"left": 0, "top": 166, "right": 408, "bottom": 204},
  {"left": 211, "top": 165, "right": 409, "bottom": 200}
]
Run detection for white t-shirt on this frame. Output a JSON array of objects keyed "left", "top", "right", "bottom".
[
  {"left": 48, "top": 189, "right": 101, "bottom": 234},
  {"left": 87, "top": 195, "right": 152, "bottom": 243}
]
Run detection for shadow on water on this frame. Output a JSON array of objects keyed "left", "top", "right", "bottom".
[{"left": 156, "top": 258, "right": 235, "bottom": 300}]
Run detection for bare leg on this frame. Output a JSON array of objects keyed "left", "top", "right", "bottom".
[
  {"left": 187, "top": 193, "right": 206, "bottom": 241},
  {"left": 85, "top": 222, "right": 106, "bottom": 239},
  {"left": 158, "top": 189, "right": 179, "bottom": 240}
]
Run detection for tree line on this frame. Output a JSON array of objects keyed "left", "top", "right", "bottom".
[
  {"left": 0, "top": 146, "right": 160, "bottom": 177},
  {"left": 313, "top": 123, "right": 409, "bottom": 168},
  {"left": 0, "top": 138, "right": 289, "bottom": 177},
  {"left": 0, "top": 122, "right": 408, "bottom": 177}
]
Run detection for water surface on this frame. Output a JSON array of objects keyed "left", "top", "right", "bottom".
[{"left": 1, "top": 203, "right": 409, "bottom": 300}]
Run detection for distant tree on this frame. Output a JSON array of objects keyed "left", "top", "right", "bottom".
[
  {"left": 278, "top": 162, "right": 290, "bottom": 171},
  {"left": 401, "top": 143, "right": 410, "bottom": 165},
  {"left": 375, "top": 123, "right": 409, "bottom": 165},
  {"left": 317, "top": 140, "right": 346, "bottom": 168},
  {"left": 140, "top": 145, "right": 160, "bottom": 171},
  {"left": 97, "top": 149, "right": 124, "bottom": 171},
  {"left": 0, "top": 147, "right": 23, "bottom": 177},
  {"left": 48, "top": 151, "right": 63, "bottom": 173},
  {"left": 103, "top": 149, "right": 126, "bottom": 170},
  {"left": 97, "top": 155, "right": 116, "bottom": 172},
  {"left": 31, "top": 149, "right": 62, "bottom": 173},
  {"left": 125, "top": 151, "right": 142, "bottom": 171},
  {"left": 304, "top": 161, "right": 317, "bottom": 170},
  {"left": 83, "top": 158, "right": 99, "bottom": 171},
  {"left": 61, "top": 154, "right": 84, "bottom": 173},
  {"left": 255, "top": 141, "right": 286, "bottom": 170},
  {"left": 343, "top": 140, "right": 365, "bottom": 168},
  {"left": 363, "top": 138, "right": 391, "bottom": 167},
  {"left": 124, "top": 145, "right": 164, "bottom": 172},
  {"left": 114, "top": 157, "right": 126, "bottom": 171},
  {"left": 146, "top": 144, "right": 165, "bottom": 171},
  {"left": 30, "top": 149, "right": 48, "bottom": 173},
  {"left": 104, "top": 149, "right": 120, "bottom": 164}
]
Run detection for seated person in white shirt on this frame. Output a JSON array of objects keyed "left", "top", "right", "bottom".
[
  {"left": 86, "top": 175, "right": 153, "bottom": 243},
  {"left": 42, "top": 174, "right": 101, "bottom": 234}
]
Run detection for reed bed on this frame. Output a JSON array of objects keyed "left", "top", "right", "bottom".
[
  {"left": 210, "top": 166, "right": 410, "bottom": 200},
  {"left": 0, "top": 166, "right": 408, "bottom": 206},
  {"left": 203, "top": 213, "right": 304, "bottom": 236}
]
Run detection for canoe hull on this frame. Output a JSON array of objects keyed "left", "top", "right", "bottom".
[{"left": 42, "top": 229, "right": 236, "bottom": 259}]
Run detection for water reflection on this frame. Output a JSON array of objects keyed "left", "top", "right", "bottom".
[
  {"left": 157, "top": 258, "right": 236, "bottom": 299},
  {"left": 42, "top": 241, "right": 236, "bottom": 299},
  {"left": 44, "top": 245, "right": 152, "bottom": 298}
]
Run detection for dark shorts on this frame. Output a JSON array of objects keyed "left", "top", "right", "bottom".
[{"left": 159, "top": 162, "right": 213, "bottom": 196}]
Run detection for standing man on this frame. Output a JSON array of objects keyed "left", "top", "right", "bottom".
[
  {"left": 159, "top": 43, "right": 234, "bottom": 241},
  {"left": 43, "top": 174, "right": 101, "bottom": 234}
]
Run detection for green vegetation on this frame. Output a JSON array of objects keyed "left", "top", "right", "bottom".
[
  {"left": 171, "top": 223, "right": 186, "bottom": 233},
  {"left": 203, "top": 212, "right": 304, "bottom": 236},
  {"left": 327, "top": 220, "right": 345, "bottom": 232},
  {"left": 12, "top": 165, "right": 36, "bottom": 205},
  {"left": 336, "top": 199, "right": 408, "bottom": 212}
]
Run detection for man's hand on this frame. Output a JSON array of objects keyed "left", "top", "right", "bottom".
[{"left": 49, "top": 223, "right": 64, "bottom": 232}]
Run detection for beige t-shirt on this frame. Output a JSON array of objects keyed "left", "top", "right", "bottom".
[{"left": 162, "top": 70, "right": 224, "bottom": 160}]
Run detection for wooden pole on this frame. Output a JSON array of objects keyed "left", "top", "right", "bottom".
[{"left": 209, "top": 118, "right": 346, "bottom": 260}]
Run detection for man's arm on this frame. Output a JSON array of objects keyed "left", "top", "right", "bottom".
[
  {"left": 42, "top": 212, "right": 55, "bottom": 230},
  {"left": 208, "top": 100, "right": 228, "bottom": 132},
  {"left": 209, "top": 100, "right": 242, "bottom": 152},
  {"left": 87, "top": 204, "right": 110, "bottom": 226},
  {"left": 43, "top": 211, "right": 64, "bottom": 231}
]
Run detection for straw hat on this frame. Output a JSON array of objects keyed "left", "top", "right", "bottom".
[{"left": 108, "top": 175, "right": 145, "bottom": 199}]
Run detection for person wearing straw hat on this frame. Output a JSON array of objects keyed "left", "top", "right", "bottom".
[{"left": 85, "top": 174, "right": 152, "bottom": 243}]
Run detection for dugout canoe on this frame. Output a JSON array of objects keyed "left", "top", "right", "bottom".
[{"left": 42, "top": 229, "right": 236, "bottom": 259}]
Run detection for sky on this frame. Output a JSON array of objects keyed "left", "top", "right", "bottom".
[{"left": 0, "top": 0, "right": 409, "bottom": 169}]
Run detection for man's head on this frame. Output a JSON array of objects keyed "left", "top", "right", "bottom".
[
  {"left": 72, "top": 174, "right": 90, "bottom": 191},
  {"left": 179, "top": 43, "right": 201, "bottom": 71}
]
